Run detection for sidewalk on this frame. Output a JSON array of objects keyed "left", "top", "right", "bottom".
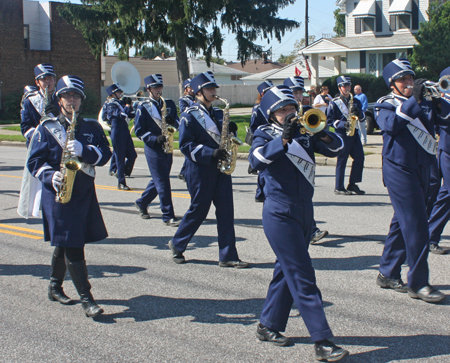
[{"left": 0, "top": 123, "right": 383, "bottom": 169}]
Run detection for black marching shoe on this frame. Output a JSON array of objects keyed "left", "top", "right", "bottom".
[
  {"left": 255, "top": 323, "right": 292, "bottom": 346},
  {"left": 315, "top": 339, "right": 349, "bottom": 362},
  {"left": 48, "top": 254, "right": 74, "bottom": 305},
  {"left": 164, "top": 218, "right": 181, "bottom": 227},
  {"left": 334, "top": 188, "right": 351, "bottom": 195},
  {"left": 178, "top": 173, "right": 186, "bottom": 182},
  {"left": 67, "top": 260, "right": 104, "bottom": 318},
  {"left": 109, "top": 171, "right": 117, "bottom": 177},
  {"left": 310, "top": 229, "right": 329, "bottom": 244},
  {"left": 429, "top": 243, "right": 448, "bottom": 255},
  {"left": 376, "top": 273, "right": 407, "bottom": 293},
  {"left": 219, "top": 260, "right": 249, "bottom": 268},
  {"left": 168, "top": 240, "right": 186, "bottom": 264},
  {"left": 408, "top": 285, "right": 445, "bottom": 303},
  {"left": 118, "top": 183, "right": 130, "bottom": 191},
  {"left": 347, "top": 183, "right": 365, "bottom": 195},
  {"left": 135, "top": 202, "right": 150, "bottom": 219}
]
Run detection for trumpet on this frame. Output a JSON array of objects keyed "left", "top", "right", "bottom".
[
  {"left": 297, "top": 102, "right": 326, "bottom": 135},
  {"left": 422, "top": 76, "right": 450, "bottom": 100}
]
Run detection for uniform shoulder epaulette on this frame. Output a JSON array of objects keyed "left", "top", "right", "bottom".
[
  {"left": 332, "top": 96, "right": 341, "bottom": 102},
  {"left": 377, "top": 94, "right": 400, "bottom": 107},
  {"left": 259, "top": 124, "right": 274, "bottom": 132},
  {"left": 377, "top": 94, "right": 395, "bottom": 103},
  {"left": 138, "top": 100, "right": 150, "bottom": 106},
  {"left": 40, "top": 116, "right": 58, "bottom": 124},
  {"left": 185, "top": 106, "right": 199, "bottom": 114}
]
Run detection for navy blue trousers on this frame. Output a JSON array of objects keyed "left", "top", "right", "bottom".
[
  {"left": 259, "top": 197, "right": 333, "bottom": 342},
  {"left": 429, "top": 150, "right": 450, "bottom": 245},
  {"left": 380, "top": 158, "right": 430, "bottom": 289},
  {"left": 427, "top": 156, "right": 441, "bottom": 218},
  {"left": 335, "top": 132, "right": 364, "bottom": 190},
  {"left": 110, "top": 123, "right": 137, "bottom": 184},
  {"left": 136, "top": 146, "right": 175, "bottom": 222},
  {"left": 255, "top": 172, "right": 265, "bottom": 201},
  {"left": 171, "top": 161, "right": 239, "bottom": 262}
]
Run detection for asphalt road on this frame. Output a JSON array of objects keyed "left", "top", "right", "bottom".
[{"left": 1, "top": 145, "right": 450, "bottom": 363}]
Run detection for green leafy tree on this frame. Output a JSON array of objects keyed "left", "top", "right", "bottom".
[
  {"left": 333, "top": 8, "right": 345, "bottom": 37},
  {"left": 139, "top": 44, "right": 175, "bottom": 59},
  {"left": 59, "top": 0, "right": 299, "bottom": 83},
  {"left": 410, "top": 1, "right": 450, "bottom": 80},
  {"left": 277, "top": 54, "right": 296, "bottom": 63},
  {"left": 198, "top": 56, "right": 226, "bottom": 65}
]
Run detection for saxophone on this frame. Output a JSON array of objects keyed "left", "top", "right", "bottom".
[
  {"left": 42, "top": 85, "right": 50, "bottom": 117},
  {"left": 215, "top": 95, "right": 243, "bottom": 175},
  {"left": 346, "top": 93, "right": 359, "bottom": 137},
  {"left": 55, "top": 106, "right": 82, "bottom": 204},
  {"left": 160, "top": 95, "right": 175, "bottom": 153}
]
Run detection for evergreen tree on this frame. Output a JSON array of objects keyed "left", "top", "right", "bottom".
[
  {"left": 59, "top": 0, "right": 299, "bottom": 83},
  {"left": 333, "top": 8, "right": 345, "bottom": 37},
  {"left": 139, "top": 44, "right": 175, "bottom": 59},
  {"left": 411, "top": 1, "right": 450, "bottom": 80}
]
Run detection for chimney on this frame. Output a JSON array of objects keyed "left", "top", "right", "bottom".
[{"left": 262, "top": 52, "right": 267, "bottom": 64}]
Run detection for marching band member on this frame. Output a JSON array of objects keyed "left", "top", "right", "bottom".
[
  {"left": 134, "top": 74, "right": 180, "bottom": 226},
  {"left": 102, "top": 83, "right": 137, "bottom": 190},
  {"left": 249, "top": 86, "right": 348, "bottom": 361},
  {"left": 327, "top": 76, "right": 366, "bottom": 195},
  {"left": 21, "top": 63, "right": 60, "bottom": 144},
  {"left": 249, "top": 81, "right": 274, "bottom": 202},
  {"left": 284, "top": 76, "right": 329, "bottom": 245},
  {"left": 178, "top": 78, "right": 195, "bottom": 181},
  {"left": 375, "top": 59, "right": 448, "bottom": 303},
  {"left": 26, "top": 76, "right": 112, "bottom": 317},
  {"left": 168, "top": 71, "right": 248, "bottom": 268},
  {"left": 428, "top": 67, "right": 450, "bottom": 255},
  {"left": 20, "top": 85, "right": 39, "bottom": 108}
]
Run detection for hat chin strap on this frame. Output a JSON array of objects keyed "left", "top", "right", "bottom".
[
  {"left": 200, "top": 89, "right": 215, "bottom": 103},
  {"left": 393, "top": 83, "right": 409, "bottom": 98}
]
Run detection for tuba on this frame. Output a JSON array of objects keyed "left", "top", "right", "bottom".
[
  {"left": 55, "top": 106, "right": 82, "bottom": 204},
  {"left": 297, "top": 102, "right": 326, "bottom": 135},
  {"left": 215, "top": 95, "right": 243, "bottom": 175},
  {"left": 346, "top": 93, "right": 359, "bottom": 137},
  {"left": 160, "top": 95, "right": 175, "bottom": 154}
]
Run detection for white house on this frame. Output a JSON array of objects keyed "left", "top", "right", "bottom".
[{"left": 301, "top": 0, "right": 432, "bottom": 85}]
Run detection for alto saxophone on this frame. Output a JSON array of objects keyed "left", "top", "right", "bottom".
[
  {"left": 55, "top": 106, "right": 82, "bottom": 204},
  {"left": 160, "top": 95, "right": 175, "bottom": 153},
  {"left": 346, "top": 93, "right": 359, "bottom": 137},
  {"left": 42, "top": 85, "right": 50, "bottom": 117},
  {"left": 215, "top": 95, "right": 243, "bottom": 175}
]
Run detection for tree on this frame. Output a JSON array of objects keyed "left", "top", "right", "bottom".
[
  {"left": 410, "top": 1, "right": 450, "bottom": 80},
  {"left": 139, "top": 44, "right": 175, "bottom": 59},
  {"left": 277, "top": 54, "right": 296, "bottom": 64},
  {"left": 198, "top": 56, "right": 226, "bottom": 65},
  {"left": 59, "top": 0, "right": 299, "bottom": 84},
  {"left": 333, "top": 8, "right": 345, "bottom": 37}
]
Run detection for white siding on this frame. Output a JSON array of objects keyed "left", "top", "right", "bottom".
[{"left": 23, "top": 0, "right": 51, "bottom": 51}]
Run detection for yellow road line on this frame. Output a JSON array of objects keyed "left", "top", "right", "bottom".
[
  {"left": 0, "top": 223, "right": 43, "bottom": 235},
  {"left": 0, "top": 228, "right": 42, "bottom": 240},
  {"left": 0, "top": 174, "right": 22, "bottom": 179}
]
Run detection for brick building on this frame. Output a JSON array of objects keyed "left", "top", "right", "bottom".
[{"left": 0, "top": 0, "right": 100, "bottom": 110}]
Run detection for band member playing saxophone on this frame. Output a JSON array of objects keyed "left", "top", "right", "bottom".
[
  {"left": 134, "top": 74, "right": 180, "bottom": 225},
  {"left": 249, "top": 86, "right": 347, "bottom": 361},
  {"left": 21, "top": 63, "right": 60, "bottom": 145},
  {"left": 168, "top": 71, "right": 248, "bottom": 268},
  {"left": 25, "top": 76, "right": 112, "bottom": 317},
  {"left": 375, "top": 59, "right": 450, "bottom": 303}
]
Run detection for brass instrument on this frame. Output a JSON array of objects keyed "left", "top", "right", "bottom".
[
  {"left": 43, "top": 85, "right": 50, "bottom": 117},
  {"left": 160, "top": 95, "right": 175, "bottom": 154},
  {"left": 55, "top": 106, "right": 82, "bottom": 204},
  {"left": 346, "top": 93, "right": 359, "bottom": 137},
  {"left": 297, "top": 101, "right": 326, "bottom": 135},
  {"left": 215, "top": 95, "right": 243, "bottom": 175},
  {"left": 423, "top": 76, "right": 450, "bottom": 100}
]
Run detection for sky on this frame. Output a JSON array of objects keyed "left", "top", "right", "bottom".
[{"left": 39, "top": 0, "right": 338, "bottom": 62}]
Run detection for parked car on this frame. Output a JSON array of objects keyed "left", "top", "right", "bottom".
[{"left": 365, "top": 102, "right": 378, "bottom": 135}]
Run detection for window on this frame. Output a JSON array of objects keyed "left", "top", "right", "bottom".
[
  {"left": 24, "top": 25, "right": 30, "bottom": 49},
  {"left": 231, "top": 75, "right": 242, "bottom": 81},
  {"left": 390, "top": 15, "right": 397, "bottom": 31},
  {"left": 363, "top": 18, "right": 375, "bottom": 32},
  {"left": 369, "top": 53, "right": 377, "bottom": 75},
  {"left": 382, "top": 53, "right": 396, "bottom": 69},
  {"left": 398, "top": 14, "right": 411, "bottom": 29}
]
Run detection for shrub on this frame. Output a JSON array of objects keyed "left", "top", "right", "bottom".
[{"left": 0, "top": 92, "right": 23, "bottom": 121}]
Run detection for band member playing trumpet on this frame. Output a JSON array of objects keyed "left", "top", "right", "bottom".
[
  {"left": 327, "top": 76, "right": 366, "bottom": 195},
  {"left": 21, "top": 64, "right": 60, "bottom": 145},
  {"left": 168, "top": 71, "right": 248, "bottom": 268},
  {"left": 249, "top": 86, "right": 347, "bottom": 361},
  {"left": 25, "top": 76, "right": 112, "bottom": 317},
  {"left": 375, "top": 59, "right": 449, "bottom": 303},
  {"left": 102, "top": 83, "right": 137, "bottom": 190},
  {"left": 134, "top": 74, "right": 180, "bottom": 226}
]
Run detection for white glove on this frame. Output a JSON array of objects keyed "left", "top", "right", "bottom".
[
  {"left": 67, "top": 139, "right": 83, "bottom": 157},
  {"left": 52, "top": 171, "right": 63, "bottom": 192}
]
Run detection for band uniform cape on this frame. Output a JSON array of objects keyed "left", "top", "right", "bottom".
[
  {"left": 20, "top": 115, "right": 112, "bottom": 247},
  {"left": 250, "top": 124, "right": 344, "bottom": 200}
]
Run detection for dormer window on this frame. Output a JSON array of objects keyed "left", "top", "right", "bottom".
[
  {"left": 353, "top": 0, "right": 382, "bottom": 34},
  {"left": 389, "top": 0, "right": 413, "bottom": 30}
]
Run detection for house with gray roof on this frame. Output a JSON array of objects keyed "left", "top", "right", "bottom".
[{"left": 301, "top": 0, "right": 432, "bottom": 85}]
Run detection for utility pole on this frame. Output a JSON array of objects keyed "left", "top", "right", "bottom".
[{"left": 305, "top": 0, "right": 309, "bottom": 47}]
